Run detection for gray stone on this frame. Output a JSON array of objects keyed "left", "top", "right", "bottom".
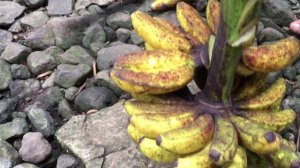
[
  {"left": 0, "top": 59, "right": 12, "bottom": 91},
  {"left": 47, "top": 17, "right": 88, "bottom": 49},
  {"left": 116, "top": 28, "right": 131, "bottom": 43},
  {"left": 266, "top": 71, "right": 282, "bottom": 84},
  {"left": 11, "top": 64, "right": 31, "bottom": 80},
  {"left": 59, "top": 46, "right": 95, "bottom": 66},
  {"left": 25, "top": 104, "right": 55, "bottom": 137},
  {"left": 0, "top": 140, "right": 19, "bottom": 168},
  {"left": 283, "top": 66, "right": 297, "bottom": 80},
  {"left": 41, "top": 71, "right": 56, "bottom": 89},
  {"left": 103, "top": 26, "right": 117, "bottom": 42},
  {"left": 106, "top": 3, "right": 138, "bottom": 14},
  {"left": 22, "top": 25, "right": 55, "bottom": 50},
  {"left": 36, "top": 86, "right": 64, "bottom": 109},
  {"left": 156, "top": 10, "right": 180, "bottom": 27},
  {"left": 74, "top": 87, "right": 118, "bottom": 111},
  {"left": 292, "top": 89, "right": 300, "bottom": 98},
  {"left": 108, "top": 41, "right": 124, "bottom": 47},
  {"left": 138, "top": 0, "right": 153, "bottom": 12},
  {"left": 12, "top": 112, "right": 27, "bottom": 119},
  {"left": 27, "top": 51, "right": 56, "bottom": 75},
  {"left": 9, "top": 21, "right": 22, "bottom": 33},
  {"left": 0, "top": 97, "right": 18, "bottom": 124},
  {"left": 23, "top": 0, "right": 45, "bottom": 8},
  {"left": 1, "top": 42, "right": 31, "bottom": 64},
  {"left": 82, "top": 24, "right": 107, "bottom": 53},
  {"left": 282, "top": 97, "right": 300, "bottom": 112},
  {"left": 0, "top": 30, "right": 13, "bottom": 55},
  {"left": 87, "top": 5, "right": 105, "bottom": 15},
  {"left": 54, "top": 64, "right": 91, "bottom": 88},
  {"left": 44, "top": 46, "right": 64, "bottom": 64},
  {"left": 48, "top": 0, "right": 75, "bottom": 15},
  {"left": 0, "top": 1, "right": 25, "bottom": 26},
  {"left": 95, "top": 70, "right": 123, "bottom": 96},
  {"left": 19, "top": 132, "right": 52, "bottom": 163},
  {"left": 58, "top": 99, "right": 75, "bottom": 120},
  {"left": 296, "top": 75, "right": 300, "bottom": 88},
  {"left": 56, "top": 154, "right": 78, "bottom": 168},
  {"left": 130, "top": 30, "right": 143, "bottom": 45},
  {"left": 107, "top": 12, "right": 132, "bottom": 30},
  {"left": 13, "top": 163, "right": 38, "bottom": 168},
  {"left": 86, "top": 158, "right": 103, "bottom": 168},
  {"left": 9, "top": 79, "right": 40, "bottom": 99},
  {"left": 20, "top": 11, "right": 49, "bottom": 28},
  {"left": 257, "top": 28, "right": 285, "bottom": 43},
  {"left": 74, "top": 0, "right": 91, "bottom": 11},
  {"left": 97, "top": 44, "right": 142, "bottom": 70},
  {"left": 0, "top": 118, "right": 29, "bottom": 140},
  {"left": 262, "top": 0, "right": 297, "bottom": 26},
  {"left": 64, "top": 87, "right": 78, "bottom": 102},
  {"left": 88, "top": 0, "right": 115, "bottom": 6}
]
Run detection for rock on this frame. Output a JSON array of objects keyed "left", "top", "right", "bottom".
[
  {"left": 138, "top": 0, "right": 153, "bottom": 12},
  {"left": 27, "top": 51, "right": 56, "bottom": 75},
  {"left": 36, "top": 86, "right": 63, "bottom": 109},
  {"left": 41, "top": 71, "right": 56, "bottom": 89},
  {"left": 130, "top": 30, "right": 143, "bottom": 45},
  {"left": 64, "top": 87, "right": 78, "bottom": 102},
  {"left": 95, "top": 70, "right": 123, "bottom": 96},
  {"left": 262, "top": 0, "right": 297, "bottom": 26},
  {"left": 58, "top": 99, "right": 75, "bottom": 120},
  {"left": 44, "top": 46, "right": 64, "bottom": 64},
  {"left": 0, "top": 59, "right": 12, "bottom": 91},
  {"left": 87, "top": 5, "right": 105, "bottom": 15},
  {"left": 0, "top": 140, "right": 20, "bottom": 168},
  {"left": 82, "top": 24, "right": 106, "bottom": 53},
  {"left": 23, "top": 0, "right": 45, "bottom": 8},
  {"left": 106, "top": 12, "right": 132, "bottom": 30},
  {"left": 266, "top": 71, "right": 282, "bottom": 84},
  {"left": 116, "top": 28, "right": 131, "bottom": 43},
  {"left": 74, "top": 0, "right": 92, "bottom": 11},
  {"left": 292, "top": 89, "right": 300, "bottom": 98},
  {"left": 12, "top": 112, "right": 27, "bottom": 119},
  {"left": 0, "top": 1, "right": 25, "bottom": 26},
  {"left": 13, "top": 163, "right": 38, "bottom": 168},
  {"left": 282, "top": 97, "right": 300, "bottom": 112},
  {"left": 25, "top": 104, "right": 55, "bottom": 137},
  {"left": 11, "top": 64, "right": 31, "bottom": 80},
  {"left": 103, "top": 26, "right": 117, "bottom": 42},
  {"left": 48, "top": 0, "right": 75, "bottom": 15},
  {"left": 56, "top": 154, "right": 78, "bottom": 168},
  {"left": 58, "top": 46, "right": 95, "bottom": 66},
  {"left": 96, "top": 44, "right": 142, "bottom": 70},
  {"left": 88, "top": 0, "right": 115, "bottom": 6},
  {"left": 282, "top": 66, "right": 297, "bottom": 80},
  {"left": 0, "top": 97, "right": 18, "bottom": 124},
  {"left": 85, "top": 158, "right": 103, "bottom": 168},
  {"left": 106, "top": 3, "right": 138, "bottom": 14},
  {"left": 257, "top": 27, "right": 285, "bottom": 43},
  {"left": 22, "top": 25, "right": 55, "bottom": 50},
  {"left": 1, "top": 42, "right": 31, "bottom": 64},
  {"left": 54, "top": 64, "right": 91, "bottom": 88},
  {"left": 0, "top": 30, "right": 13, "bottom": 55},
  {"left": 74, "top": 87, "right": 118, "bottom": 112},
  {"left": 20, "top": 11, "right": 49, "bottom": 28},
  {"left": 156, "top": 10, "right": 180, "bottom": 27},
  {"left": 9, "top": 21, "right": 22, "bottom": 33},
  {"left": 0, "top": 118, "right": 29, "bottom": 140},
  {"left": 9, "top": 79, "right": 40, "bottom": 99},
  {"left": 47, "top": 17, "right": 88, "bottom": 49},
  {"left": 19, "top": 132, "right": 52, "bottom": 163}
]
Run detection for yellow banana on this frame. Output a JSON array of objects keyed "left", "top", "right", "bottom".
[
  {"left": 236, "top": 62, "right": 255, "bottom": 76},
  {"left": 230, "top": 115, "right": 280, "bottom": 155},
  {"left": 234, "top": 73, "right": 267, "bottom": 101},
  {"left": 157, "top": 114, "right": 214, "bottom": 154},
  {"left": 130, "top": 111, "right": 198, "bottom": 138},
  {"left": 176, "top": 2, "right": 212, "bottom": 44},
  {"left": 151, "top": 0, "right": 191, "bottom": 11},
  {"left": 153, "top": 17, "right": 187, "bottom": 39},
  {"left": 131, "top": 11, "right": 192, "bottom": 52},
  {"left": 175, "top": 143, "right": 213, "bottom": 168},
  {"left": 124, "top": 99, "right": 197, "bottom": 116},
  {"left": 139, "top": 137, "right": 178, "bottom": 163},
  {"left": 239, "top": 109, "right": 296, "bottom": 132},
  {"left": 243, "top": 36, "right": 300, "bottom": 72},
  {"left": 144, "top": 42, "right": 154, "bottom": 50},
  {"left": 110, "top": 50, "right": 195, "bottom": 94},
  {"left": 206, "top": 0, "right": 221, "bottom": 34},
  {"left": 236, "top": 78, "right": 286, "bottom": 110},
  {"left": 127, "top": 124, "right": 144, "bottom": 143},
  {"left": 209, "top": 117, "right": 238, "bottom": 166},
  {"left": 226, "top": 146, "right": 247, "bottom": 168},
  {"left": 280, "top": 138, "right": 296, "bottom": 151}
]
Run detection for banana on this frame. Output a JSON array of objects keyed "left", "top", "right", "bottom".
[
  {"left": 153, "top": 17, "right": 187, "bottom": 39},
  {"left": 209, "top": 116, "right": 238, "bottom": 166},
  {"left": 206, "top": 0, "right": 221, "bottom": 34},
  {"left": 131, "top": 11, "right": 192, "bottom": 52},
  {"left": 124, "top": 99, "right": 197, "bottom": 115},
  {"left": 236, "top": 77, "right": 286, "bottom": 110},
  {"left": 175, "top": 143, "right": 213, "bottom": 168},
  {"left": 151, "top": 0, "right": 191, "bottom": 11},
  {"left": 226, "top": 146, "right": 247, "bottom": 168},
  {"left": 144, "top": 42, "right": 154, "bottom": 50},
  {"left": 139, "top": 137, "right": 178, "bottom": 163},
  {"left": 127, "top": 124, "right": 144, "bottom": 143},
  {"left": 243, "top": 36, "right": 300, "bottom": 72},
  {"left": 157, "top": 114, "right": 214, "bottom": 154},
  {"left": 110, "top": 50, "right": 195, "bottom": 94},
  {"left": 239, "top": 109, "right": 296, "bottom": 132},
  {"left": 236, "top": 62, "right": 255, "bottom": 76},
  {"left": 176, "top": 2, "right": 212, "bottom": 44},
  {"left": 280, "top": 138, "right": 296, "bottom": 151},
  {"left": 230, "top": 115, "right": 280, "bottom": 155},
  {"left": 130, "top": 111, "right": 198, "bottom": 138},
  {"left": 233, "top": 73, "right": 267, "bottom": 101}
]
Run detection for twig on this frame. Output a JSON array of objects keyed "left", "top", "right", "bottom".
[
  {"left": 75, "top": 82, "right": 87, "bottom": 96},
  {"left": 93, "top": 61, "right": 97, "bottom": 78},
  {"left": 37, "top": 71, "right": 52, "bottom": 79}
]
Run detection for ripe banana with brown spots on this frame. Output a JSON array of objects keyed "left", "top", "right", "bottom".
[
  {"left": 127, "top": 124, "right": 144, "bottom": 143},
  {"left": 206, "top": 0, "right": 221, "bottom": 34},
  {"left": 151, "top": 0, "right": 192, "bottom": 11},
  {"left": 226, "top": 146, "right": 247, "bottom": 168}
]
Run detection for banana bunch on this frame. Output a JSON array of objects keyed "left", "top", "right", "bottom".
[{"left": 110, "top": 0, "right": 300, "bottom": 167}]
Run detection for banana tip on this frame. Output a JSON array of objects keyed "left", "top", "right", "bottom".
[
  {"left": 264, "top": 132, "right": 277, "bottom": 143},
  {"left": 209, "top": 150, "right": 221, "bottom": 161}
]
